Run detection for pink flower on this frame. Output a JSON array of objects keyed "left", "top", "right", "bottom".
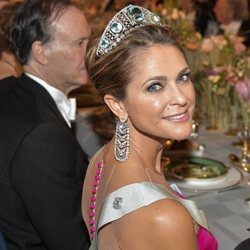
[
  {"left": 234, "top": 42, "right": 247, "bottom": 54},
  {"left": 235, "top": 77, "right": 250, "bottom": 102},
  {"left": 229, "top": 35, "right": 247, "bottom": 54}
]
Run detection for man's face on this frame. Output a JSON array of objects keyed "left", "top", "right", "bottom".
[
  {"left": 214, "top": 0, "right": 233, "bottom": 24},
  {"left": 43, "top": 6, "right": 91, "bottom": 95}
]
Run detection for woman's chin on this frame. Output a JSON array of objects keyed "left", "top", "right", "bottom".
[{"left": 167, "top": 127, "right": 192, "bottom": 141}]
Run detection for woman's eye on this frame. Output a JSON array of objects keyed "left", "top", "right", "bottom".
[
  {"left": 147, "top": 83, "right": 162, "bottom": 93},
  {"left": 177, "top": 73, "right": 191, "bottom": 83},
  {"left": 78, "top": 40, "right": 84, "bottom": 46}
]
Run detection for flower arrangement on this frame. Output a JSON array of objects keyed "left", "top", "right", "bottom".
[
  {"left": 155, "top": 4, "right": 203, "bottom": 75},
  {"left": 200, "top": 44, "right": 249, "bottom": 130},
  {"left": 199, "top": 35, "right": 247, "bottom": 68},
  {"left": 233, "top": 54, "right": 250, "bottom": 128},
  {"left": 158, "top": 6, "right": 200, "bottom": 46}
]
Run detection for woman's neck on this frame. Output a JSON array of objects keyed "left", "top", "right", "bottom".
[{"left": 124, "top": 132, "right": 164, "bottom": 176}]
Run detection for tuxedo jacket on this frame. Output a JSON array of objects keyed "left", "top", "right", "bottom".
[
  {"left": 0, "top": 74, "right": 90, "bottom": 249},
  {"left": 239, "top": 19, "right": 250, "bottom": 47}
]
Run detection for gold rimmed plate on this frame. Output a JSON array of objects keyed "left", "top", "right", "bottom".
[
  {"left": 164, "top": 157, "right": 228, "bottom": 182},
  {"left": 163, "top": 157, "right": 242, "bottom": 190}
]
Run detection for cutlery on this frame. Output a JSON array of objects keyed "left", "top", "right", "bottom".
[{"left": 186, "top": 185, "right": 245, "bottom": 198}]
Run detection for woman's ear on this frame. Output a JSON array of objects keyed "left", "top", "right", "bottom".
[
  {"left": 31, "top": 41, "right": 48, "bottom": 65},
  {"left": 104, "top": 94, "right": 127, "bottom": 119}
]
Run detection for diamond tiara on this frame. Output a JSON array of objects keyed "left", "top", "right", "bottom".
[{"left": 96, "top": 5, "right": 162, "bottom": 57}]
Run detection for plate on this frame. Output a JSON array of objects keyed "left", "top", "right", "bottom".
[
  {"left": 164, "top": 157, "right": 228, "bottom": 182},
  {"left": 163, "top": 157, "right": 242, "bottom": 191},
  {"left": 167, "top": 167, "right": 242, "bottom": 191}
]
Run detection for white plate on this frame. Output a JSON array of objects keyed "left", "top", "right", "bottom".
[{"left": 167, "top": 167, "right": 242, "bottom": 191}]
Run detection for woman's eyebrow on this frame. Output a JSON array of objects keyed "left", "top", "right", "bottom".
[{"left": 142, "top": 75, "right": 168, "bottom": 87}]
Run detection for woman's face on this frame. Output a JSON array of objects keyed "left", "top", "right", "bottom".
[{"left": 123, "top": 45, "right": 195, "bottom": 141}]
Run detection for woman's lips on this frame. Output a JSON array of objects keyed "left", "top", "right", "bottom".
[{"left": 165, "top": 110, "right": 189, "bottom": 122}]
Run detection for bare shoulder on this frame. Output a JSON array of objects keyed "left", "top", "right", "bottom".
[{"left": 121, "top": 198, "right": 198, "bottom": 250}]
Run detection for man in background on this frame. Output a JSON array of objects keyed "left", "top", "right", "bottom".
[
  {"left": 214, "top": 0, "right": 250, "bottom": 46},
  {"left": 0, "top": 0, "right": 91, "bottom": 249},
  {"left": 194, "top": 0, "right": 220, "bottom": 36}
]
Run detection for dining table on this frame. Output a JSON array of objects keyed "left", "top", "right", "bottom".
[{"left": 75, "top": 106, "right": 250, "bottom": 250}]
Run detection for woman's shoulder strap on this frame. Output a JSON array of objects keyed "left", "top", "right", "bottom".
[{"left": 97, "top": 182, "right": 172, "bottom": 230}]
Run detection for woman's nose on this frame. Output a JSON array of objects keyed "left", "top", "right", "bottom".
[{"left": 168, "top": 84, "right": 187, "bottom": 106}]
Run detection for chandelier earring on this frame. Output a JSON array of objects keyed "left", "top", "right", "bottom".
[{"left": 114, "top": 118, "right": 130, "bottom": 162}]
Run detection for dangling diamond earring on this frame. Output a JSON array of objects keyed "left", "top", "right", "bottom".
[{"left": 114, "top": 118, "right": 130, "bottom": 162}]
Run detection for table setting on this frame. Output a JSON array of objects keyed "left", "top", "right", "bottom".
[{"left": 163, "top": 156, "right": 242, "bottom": 192}]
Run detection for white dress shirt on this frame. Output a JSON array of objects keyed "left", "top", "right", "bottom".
[
  {"left": 221, "top": 21, "right": 242, "bottom": 36},
  {"left": 25, "top": 73, "right": 76, "bottom": 127}
]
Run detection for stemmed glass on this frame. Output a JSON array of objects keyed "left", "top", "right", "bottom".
[
  {"left": 189, "top": 120, "right": 205, "bottom": 156},
  {"left": 240, "top": 127, "right": 250, "bottom": 173}
]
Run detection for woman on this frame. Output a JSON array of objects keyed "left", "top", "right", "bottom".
[{"left": 82, "top": 4, "right": 218, "bottom": 250}]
